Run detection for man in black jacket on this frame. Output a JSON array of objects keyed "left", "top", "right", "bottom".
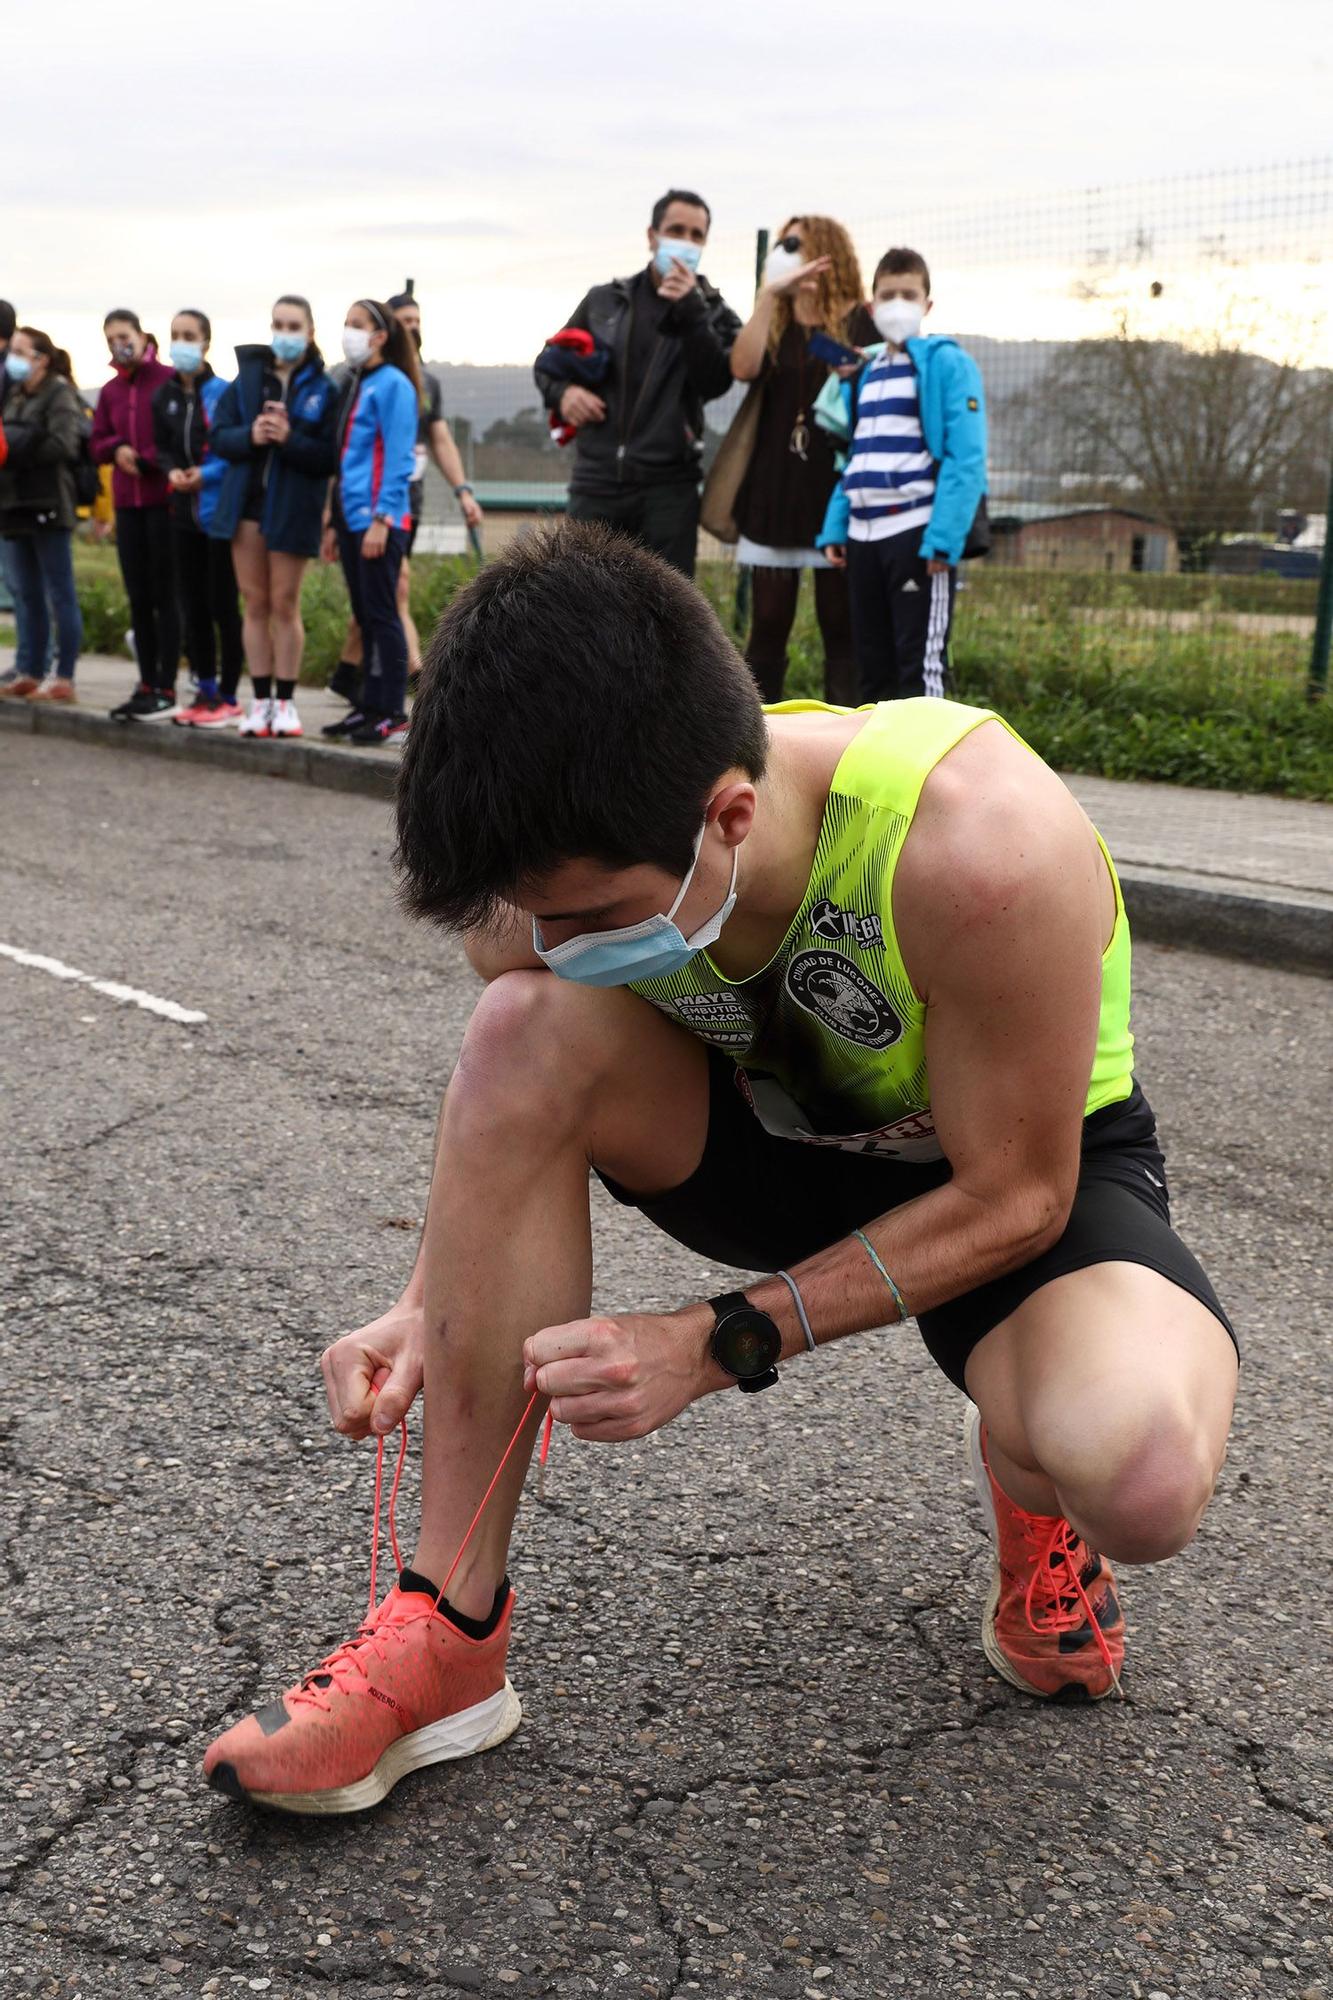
[{"left": 533, "top": 190, "right": 741, "bottom": 577}]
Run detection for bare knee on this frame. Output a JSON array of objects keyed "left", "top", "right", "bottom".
[
  {"left": 1059, "top": 1414, "right": 1221, "bottom": 1564},
  {"left": 446, "top": 971, "right": 607, "bottom": 1138},
  {"left": 241, "top": 591, "right": 271, "bottom": 622}
]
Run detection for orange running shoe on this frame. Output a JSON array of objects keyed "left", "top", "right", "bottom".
[
  {"left": 204, "top": 1421, "right": 522, "bottom": 1813},
  {"left": 966, "top": 1405, "right": 1124, "bottom": 1703},
  {"left": 203, "top": 1576, "right": 520, "bottom": 1814}
]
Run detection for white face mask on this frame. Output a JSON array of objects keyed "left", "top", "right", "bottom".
[
  {"left": 764, "top": 242, "right": 805, "bottom": 286},
  {"left": 872, "top": 298, "right": 925, "bottom": 346},
  {"left": 341, "top": 326, "right": 373, "bottom": 364}
]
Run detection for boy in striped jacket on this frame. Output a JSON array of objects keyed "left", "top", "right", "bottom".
[{"left": 817, "top": 248, "right": 987, "bottom": 700}]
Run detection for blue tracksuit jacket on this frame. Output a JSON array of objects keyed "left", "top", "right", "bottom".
[
  {"left": 336, "top": 363, "right": 418, "bottom": 533},
  {"left": 208, "top": 346, "right": 340, "bottom": 556},
  {"left": 815, "top": 336, "right": 987, "bottom": 566}
]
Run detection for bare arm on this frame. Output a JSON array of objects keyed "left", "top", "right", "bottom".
[
  {"left": 425, "top": 416, "right": 466, "bottom": 490},
  {"left": 730, "top": 289, "right": 781, "bottom": 381},
  {"left": 735, "top": 751, "right": 1107, "bottom": 1360},
  {"left": 731, "top": 256, "right": 833, "bottom": 381}
]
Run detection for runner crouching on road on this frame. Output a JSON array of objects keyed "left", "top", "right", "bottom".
[
  {"left": 208, "top": 296, "right": 339, "bottom": 741},
  {"left": 320, "top": 299, "right": 419, "bottom": 748},
  {"left": 204, "top": 521, "right": 1238, "bottom": 1816}
]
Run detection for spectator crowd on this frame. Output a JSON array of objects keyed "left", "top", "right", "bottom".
[{"left": 0, "top": 189, "right": 987, "bottom": 738}]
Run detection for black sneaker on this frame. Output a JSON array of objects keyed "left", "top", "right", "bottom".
[
  {"left": 321, "top": 709, "right": 366, "bottom": 740},
  {"left": 138, "top": 689, "right": 178, "bottom": 720},
  {"left": 349, "top": 713, "right": 409, "bottom": 747},
  {"left": 110, "top": 681, "right": 155, "bottom": 721},
  {"left": 328, "top": 660, "right": 363, "bottom": 706}
]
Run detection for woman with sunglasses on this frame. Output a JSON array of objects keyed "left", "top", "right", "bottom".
[{"left": 729, "top": 216, "right": 875, "bottom": 703}]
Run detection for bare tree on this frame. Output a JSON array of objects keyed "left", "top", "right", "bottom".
[{"left": 1009, "top": 316, "right": 1333, "bottom": 568}]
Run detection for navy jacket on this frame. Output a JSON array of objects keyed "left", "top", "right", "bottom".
[{"left": 208, "top": 345, "right": 339, "bottom": 556}]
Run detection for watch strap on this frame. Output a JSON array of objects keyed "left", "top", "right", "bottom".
[{"left": 708, "top": 1291, "right": 750, "bottom": 1318}]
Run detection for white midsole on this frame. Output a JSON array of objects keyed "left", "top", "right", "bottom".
[{"left": 251, "top": 1679, "right": 522, "bottom": 1816}]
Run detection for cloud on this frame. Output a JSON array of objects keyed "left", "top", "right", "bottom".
[{"left": 342, "top": 220, "right": 520, "bottom": 240}]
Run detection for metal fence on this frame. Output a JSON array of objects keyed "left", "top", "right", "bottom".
[{"left": 417, "top": 158, "right": 1333, "bottom": 700}]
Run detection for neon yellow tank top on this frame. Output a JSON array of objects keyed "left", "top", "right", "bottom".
[{"left": 629, "top": 698, "right": 1134, "bottom": 1162}]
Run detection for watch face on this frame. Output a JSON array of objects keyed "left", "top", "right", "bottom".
[{"left": 716, "top": 1308, "right": 781, "bottom": 1379}]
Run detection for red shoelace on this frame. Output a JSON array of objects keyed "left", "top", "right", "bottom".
[
  {"left": 1022, "top": 1513, "right": 1123, "bottom": 1699},
  {"left": 289, "top": 1395, "right": 556, "bottom": 1711}
]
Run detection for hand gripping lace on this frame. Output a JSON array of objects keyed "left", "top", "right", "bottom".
[
  {"left": 1024, "top": 1515, "right": 1124, "bottom": 1700},
  {"left": 289, "top": 1396, "right": 556, "bottom": 1712}
]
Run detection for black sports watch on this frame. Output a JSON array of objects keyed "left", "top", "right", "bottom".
[{"left": 708, "top": 1291, "right": 781, "bottom": 1393}]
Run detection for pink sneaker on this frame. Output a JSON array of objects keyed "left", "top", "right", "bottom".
[{"left": 173, "top": 695, "right": 226, "bottom": 728}]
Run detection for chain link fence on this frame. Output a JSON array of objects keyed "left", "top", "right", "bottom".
[{"left": 419, "top": 158, "right": 1333, "bottom": 727}]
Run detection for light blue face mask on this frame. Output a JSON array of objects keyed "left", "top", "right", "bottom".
[
  {"left": 532, "top": 821, "right": 738, "bottom": 988},
  {"left": 171, "top": 341, "right": 205, "bottom": 374},
  {"left": 271, "top": 332, "right": 307, "bottom": 363},
  {"left": 653, "top": 235, "right": 703, "bottom": 276},
  {"left": 4, "top": 353, "right": 33, "bottom": 382}
]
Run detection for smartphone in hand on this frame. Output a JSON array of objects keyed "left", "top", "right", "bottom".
[{"left": 807, "top": 330, "right": 864, "bottom": 368}]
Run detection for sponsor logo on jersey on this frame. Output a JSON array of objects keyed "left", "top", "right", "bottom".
[
  {"left": 808, "top": 898, "right": 884, "bottom": 950},
  {"left": 785, "top": 949, "right": 903, "bottom": 1050},
  {"left": 645, "top": 991, "right": 753, "bottom": 1050}
]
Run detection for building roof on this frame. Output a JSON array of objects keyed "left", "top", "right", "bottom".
[
  {"left": 990, "top": 502, "right": 1174, "bottom": 532},
  {"left": 471, "top": 481, "right": 569, "bottom": 512}
]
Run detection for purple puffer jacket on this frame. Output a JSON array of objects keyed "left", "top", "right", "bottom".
[{"left": 90, "top": 345, "right": 176, "bottom": 509}]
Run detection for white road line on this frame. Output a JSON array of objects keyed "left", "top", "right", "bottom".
[{"left": 0, "top": 943, "right": 207, "bottom": 1025}]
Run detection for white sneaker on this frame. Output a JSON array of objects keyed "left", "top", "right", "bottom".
[
  {"left": 238, "top": 697, "right": 273, "bottom": 738},
  {"left": 270, "top": 698, "right": 304, "bottom": 739}
]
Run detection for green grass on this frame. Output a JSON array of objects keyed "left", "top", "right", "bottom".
[{"left": 65, "top": 541, "right": 1333, "bottom": 801}]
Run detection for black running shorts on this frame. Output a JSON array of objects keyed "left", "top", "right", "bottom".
[{"left": 598, "top": 1052, "right": 1236, "bottom": 1392}]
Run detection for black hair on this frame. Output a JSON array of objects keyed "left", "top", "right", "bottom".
[
  {"left": 354, "top": 297, "right": 422, "bottom": 396},
  {"left": 395, "top": 519, "right": 768, "bottom": 933},
  {"left": 872, "top": 246, "right": 931, "bottom": 297},
  {"left": 0, "top": 301, "right": 15, "bottom": 342},
  {"left": 651, "top": 188, "right": 711, "bottom": 233},
  {"left": 173, "top": 307, "right": 212, "bottom": 341},
  {"left": 103, "top": 308, "right": 143, "bottom": 331},
  {"left": 387, "top": 291, "right": 414, "bottom": 311}
]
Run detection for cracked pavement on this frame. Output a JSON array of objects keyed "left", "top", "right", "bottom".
[{"left": 2, "top": 733, "right": 1330, "bottom": 2000}]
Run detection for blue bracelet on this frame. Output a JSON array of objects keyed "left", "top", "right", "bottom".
[
  {"left": 853, "top": 1229, "right": 909, "bottom": 1322},
  {"left": 775, "top": 1269, "right": 817, "bottom": 1352}
]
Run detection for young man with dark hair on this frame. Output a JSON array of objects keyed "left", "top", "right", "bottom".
[
  {"left": 205, "top": 522, "right": 1237, "bottom": 1815},
  {"left": 533, "top": 190, "right": 741, "bottom": 577},
  {"left": 818, "top": 247, "right": 987, "bottom": 701}
]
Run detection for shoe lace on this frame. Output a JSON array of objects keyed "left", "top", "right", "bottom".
[
  {"left": 286, "top": 1395, "right": 557, "bottom": 1714},
  {"left": 1022, "top": 1514, "right": 1124, "bottom": 1699}
]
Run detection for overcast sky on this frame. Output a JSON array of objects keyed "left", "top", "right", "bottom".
[{"left": 8, "top": 0, "right": 1331, "bottom": 388}]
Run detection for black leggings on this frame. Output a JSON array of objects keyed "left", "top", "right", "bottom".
[
  {"left": 745, "top": 565, "right": 857, "bottom": 706},
  {"left": 174, "top": 524, "right": 244, "bottom": 699},
  {"left": 115, "top": 506, "right": 180, "bottom": 692}
]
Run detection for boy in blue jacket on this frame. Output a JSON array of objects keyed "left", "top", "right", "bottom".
[{"left": 817, "top": 248, "right": 986, "bottom": 700}]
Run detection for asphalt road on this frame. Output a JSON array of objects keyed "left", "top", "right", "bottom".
[{"left": 2, "top": 734, "right": 1330, "bottom": 2000}]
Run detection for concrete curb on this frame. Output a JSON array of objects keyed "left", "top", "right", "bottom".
[
  {"left": 0, "top": 694, "right": 395, "bottom": 802},
  {"left": 5, "top": 698, "right": 1330, "bottom": 976}
]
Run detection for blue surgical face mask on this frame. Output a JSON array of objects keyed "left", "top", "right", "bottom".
[
  {"left": 271, "top": 332, "right": 307, "bottom": 363},
  {"left": 532, "top": 821, "right": 739, "bottom": 988},
  {"left": 4, "top": 353, "right": 33, "bottom": 382},
  {"left": 653, "top": 235, "right": 703, "bottom": 276},
  {"left": 171, "top": 340, "right": 205, "bottom": 374}
]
